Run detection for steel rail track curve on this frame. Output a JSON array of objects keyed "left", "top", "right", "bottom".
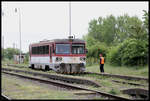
[{"left": 2, "top": 71, "right": 131, "bottom": 100}]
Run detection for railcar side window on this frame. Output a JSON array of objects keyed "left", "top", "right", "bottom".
[
  {"left": 39, "top": 46, "right": 42, "bottom": 54},
  {"left": 43, "top": 46, "right": 45, "bottom": 54},
  {"left": 35, "top": 47, "right": 37, "bottom": 54},
  {"left": 31, "top": 45, "right": 49, "bottom": 55},
  {"left": 72, "top": 44, "right": 85, "bottom": 54},
  {"left": 45, "top": 45, "right": 49, "bottom": 54},
  {"left": 37, "top": 47, "right": 40, "bottom": 54},
  {"left": 32, "top": 47, "right": 36, "bottom": 54}
]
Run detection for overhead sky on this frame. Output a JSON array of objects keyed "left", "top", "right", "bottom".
[{"left": 1, "top": 1, "right": 148, "bottom": 53}]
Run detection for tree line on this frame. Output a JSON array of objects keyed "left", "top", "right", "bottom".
[
  {"left": 83, "top": 10, "right": 149, "bottom": 66},
  {"left": 2, "top": 48, "right": 29, "bottom": 64}
]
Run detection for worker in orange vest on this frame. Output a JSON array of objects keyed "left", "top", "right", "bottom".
[{"left": 99, "top": 54, "right": 104, "bottom": 73}]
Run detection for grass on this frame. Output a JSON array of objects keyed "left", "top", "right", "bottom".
[
  {"left": 86, "top": 63, "right": 148, "bottom": 77},
  {"left": 1, "top": 74, "right": 83, "bottom": 99},
  {"left": 2, "top": 59, "right": 148, "bottom": 77},
  {"left": 108, "top": 88, "right": 119, "bottom": 95},
  {"left": 2, "top": 74, "right": 108, "bottom": 100}
]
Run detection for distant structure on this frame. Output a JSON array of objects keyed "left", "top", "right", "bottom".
[{"left": 13, "top": 54, "right": 25, "bottom": 64}]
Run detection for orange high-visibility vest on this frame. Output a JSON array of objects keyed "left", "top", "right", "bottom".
[{"left": 100, "top": 57, "right": 104, "bottom": 64}]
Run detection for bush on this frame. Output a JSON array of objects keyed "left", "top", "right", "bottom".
[
  {"left": 120, "top": 39, "right": 148, "bottom": 66},
  {"left": 86, "top": 57, "right": 98, "bottom": 66},
  {"left": 106, "top": 46, "right": 122, "bottom": 66},
  {"left": 87, "top": 42, "right": 108, "bottom": 59},
  {"left": 107, "top": 38, "right": 148, "bottom": 66},
  {"left": 86, "top": 42, "right": 108, "bottom": 65}
]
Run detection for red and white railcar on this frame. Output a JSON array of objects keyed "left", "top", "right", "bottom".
[{"left": 29, "top": 38, "right": 86, "bottom": 74}]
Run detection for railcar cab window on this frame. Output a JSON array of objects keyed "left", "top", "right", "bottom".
[
  {"left": 56, "top": 44, "right": 70, "bottom": 54},
  {"left": 72, "top": 44, "right": 85, "bottom": 54}
]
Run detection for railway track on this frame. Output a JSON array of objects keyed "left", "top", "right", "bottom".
[
  {"left": 2, "top": 71, "right": 131, "bottom": 100},
  {"left": 121, "top": 88, "right": 149, "bottom": 100},
  {"left": 85, "top": 72, "right": 148, "bottom": 81},
  {"left": 1, "top": 94, "right": 11, "bottom": 100},
  {"left": 111, "top": 80, "right": 147, "bottom": 87},
  {"left": 5, "top": 64, "right": 148, "bottom": 82},
  {"left": 2, "top": 64, "right": 148, "bottom": 100},
  {"left": 2, "top": 67, "right": 101, "bottom": 87},
  {"left": 2, "top": 66, "right": 147, "bottom": 90}
]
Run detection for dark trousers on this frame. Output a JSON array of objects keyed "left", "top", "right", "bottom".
[{"left": 100, "top": 64, "right": 104, "bottom": 72}]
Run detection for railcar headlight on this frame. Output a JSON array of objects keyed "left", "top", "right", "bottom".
[
  {"left": 56, "top": 57, "right": 62, "bottom": 62},
  {"left": 80, "top": 57, "right": 86, "bottom": 61}
]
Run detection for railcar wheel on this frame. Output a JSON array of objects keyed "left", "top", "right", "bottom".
[
  {"left": 45, "top": 65, "right": 49, "bottom": 71},
  {"left": 31, "top": 64, "right": 34, "bottom": 69}
]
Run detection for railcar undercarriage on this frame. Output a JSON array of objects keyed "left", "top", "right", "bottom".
[{"left": 54, "top": 63, "right": 85, "bottom": 74}]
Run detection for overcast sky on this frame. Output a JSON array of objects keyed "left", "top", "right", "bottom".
[{"left": 1, "top": 1, "right": 148, "bottom": 53}]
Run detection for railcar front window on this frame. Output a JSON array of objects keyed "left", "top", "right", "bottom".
[
  {"left": 72, "top": 44, "right": 84, "bottom": 54},
  {"left": 56, "top": 44, "right": 70, "bottom": 54}
]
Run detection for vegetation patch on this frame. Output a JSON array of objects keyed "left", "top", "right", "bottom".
[
  {"left": 108, "top": 88, "right": 119, "bottom": 95},
  {"left": 2, "top": 74, "right": 82, "bottom": 99}
]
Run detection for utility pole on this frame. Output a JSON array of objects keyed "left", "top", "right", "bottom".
[
  {"left": 2, "top": 11, "right": 5, "bottom": 60},
  {"left": 15, "top": 44, "right": 17, "bottom": 49},
  {"left": 13, "top": 43, "right": 15, "bottom": 49},
  {"left": 15, "top": 8, "right": 22, "bottom": 64},
  {"left": 69, "top": 2, "right": 71, "bottom": 36},
  {"left": 2, "top": 36, "right": 4, "bottom": 60}
]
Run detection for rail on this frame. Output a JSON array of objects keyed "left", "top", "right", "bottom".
[
  {"left": 1, "top": 94, "right": 10, "bottom": 100},
  {"left": 85, "top": 72, "right": 148, "bottom": 81},
  {"left": 5, "top": 64, "right": 148, "bottom": 81},
  {"left": 2, "top": 67, "right": 100, "bottom": 87},
  {"left": 2, "top": 71, "right": 131, "bottom": 100}
]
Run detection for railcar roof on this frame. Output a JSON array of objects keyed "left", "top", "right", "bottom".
[
  {"left": 30, "top": 38, "right": 85, "bottom": 45},
  {"left": 52, "top": 39, "right": 85, "bottom": 43}
]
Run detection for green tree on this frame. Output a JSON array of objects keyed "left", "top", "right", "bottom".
[
  {"left": 114, "top": 14, "right": 130, "bottom": 43},
  {"left": 120, "top": 39, "right": 148, "bottom": 66},
  {"left": 142, "top": 10, "right": 149, "bottom": 44},
  {"left": 142, "top": 10, "right": 149, "bottom": 29},
  {"left": 85, "top": 12, "right": 148, "bottom": 66},
  {"left": 127, "top": 16, "right": 147, "bottom": 41},
  {"left": 83, "top": 35, "right": 99, "bottom": 48},
  {"left": 3, "top": 48, "right": 20, "bottom": 60},
  {"left": 24, "top": 52, "right": 29, "bottom": 64},
  {"left": 107, "top": 39, "right": 148, "bottom": 66},
  {"left": 87, "top": 15, "right": 117, "bottom": 46},
  {"left": 102, "top": 15, "right": 116, "bottom": 45}
]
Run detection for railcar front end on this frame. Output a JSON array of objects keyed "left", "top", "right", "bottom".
[{"left": 52, "top": 43, "right": 86, "bottom": 73}]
